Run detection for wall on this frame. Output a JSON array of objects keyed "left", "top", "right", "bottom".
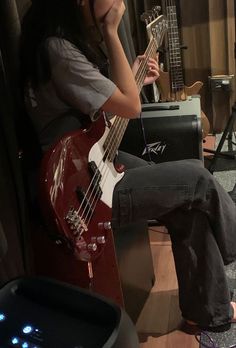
[{"left": 180, "top": 0, "right": 235, "bottom": 132}]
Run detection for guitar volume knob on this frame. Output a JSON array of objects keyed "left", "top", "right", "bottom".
[
  {"left": 98, "top": 222, "right": 112, "bottom": 230},
  {"left": 87, "top": 243, "right": 98, "bottom": 252},
  {"left": 97, "top": 236, "right": 106, "bottom": 244}
]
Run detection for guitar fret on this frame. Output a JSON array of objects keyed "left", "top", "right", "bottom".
[
  {"left": 171, "top": 76, "right": 184, "bottom": 81},
  {"left": 104, "top": 37, "right": 160, "bottom": 159},
  {"left": 166, "top": 2, "right": 184, "bottom": 90},
  {"left": 171, "top": 80, "right": 185, "bottom": 84},
  {"left": 169, "top": 57, "right": 181, "bottom": 60},
  {"left": 170, "top": 63, "right": 182, "bottom": 66},
  {"left": 104, "top": 16, "right": 168, "bottom": 158}
]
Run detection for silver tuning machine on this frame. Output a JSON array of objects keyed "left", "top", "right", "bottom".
[
  {"left": 141, "top": 6, "right": 162, "bottom": 25},
  {"left": 152, "top": 5, "right": 161, "bottom": 17},
  {"left": 140, "top": 12, "right": 151, "bottom": 25}
]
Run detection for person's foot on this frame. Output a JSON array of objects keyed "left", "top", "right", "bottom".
[{"left": 184, "top": 302, "right": 236, "bottom": 327}]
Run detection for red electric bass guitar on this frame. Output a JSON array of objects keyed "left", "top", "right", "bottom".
[{"left": 37, "top": 13, "right": 168, "bottom": 304}]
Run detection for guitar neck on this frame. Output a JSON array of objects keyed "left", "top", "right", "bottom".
[
  {"left": 135, "top": 37, "right": 158, "bottom": 91},
  {"left": 166, "top": 0, "right": 184, "bottom": 91},
  {"left": 104, "top": 38, "right": 158, "bottom": 161}
]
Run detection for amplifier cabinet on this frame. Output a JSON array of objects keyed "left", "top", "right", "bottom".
[{"left": 120, "top": 98, "right": 203, "bottom": 163}]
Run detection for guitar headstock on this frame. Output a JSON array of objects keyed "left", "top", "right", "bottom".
[{"left": 141, "top": 6, "right": 168, "bottom": 49}]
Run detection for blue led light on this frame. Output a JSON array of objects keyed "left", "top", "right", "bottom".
[
  {"left": 11, "top": 337, "right": 19, "bottom": 345},
  {"left": 22, "top": 325, "right": 33, "bottom": 334},
  {"left": 0, "top": 313, "right": 5, "bottom": 321},
  {"left": 22, "top": 343, "right": 29, "bottom": 348}
]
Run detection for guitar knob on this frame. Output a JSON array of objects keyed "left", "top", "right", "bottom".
[
  {"left": 87, "top": 243, "right": 98, "bottom": 252},
  {"left": 98, "top": 222, "right": 112, "bottom": 230},
  {"left": 104, "top": 222, "right": 112, "bottom": 230},
  {"left": 152, "top": 5, "right": 161, "bottom": 16},
  {"left": 97, "top": 236, "right": 106, "bottom": 244},
  {"left": 140, "top": 12, "right": 151, "bottom": 24},
  {"left": 146, "top": 9, "right": 154, "bottom": 19}
]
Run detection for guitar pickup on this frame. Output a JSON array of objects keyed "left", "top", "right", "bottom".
[{"left": 88, "top": 161, "right": 102, "bottom": 183}]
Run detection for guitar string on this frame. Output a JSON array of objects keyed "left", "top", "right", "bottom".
[
  {"left": 105, "top": 38, "right": 158, "bottom": 160},
  {"left": 75, "top": 40, "right": 157, "bottom": 232},
  {"left": 166, "top": 0, "right": 184, "bottom": 96},
  {"left": 73, "top": 38, "right": 159, "bottom": 233},
  {"left": 75, "top": 22, "right": 169, "bottom": 233},
  {"left": 72, "top": 21, "right": 166, "bottom": 236},
  {"left": 167, "top": 0, "right": 175, "bottom": 94},
  {"left": 112, "top": 37, "right": 162, "bottom": 157},
  {"left": 109, "top": 16, "right": 168, "bottom": 150},
  {"left": 166, "top": 0, "right": 176, "bottom": 94}
]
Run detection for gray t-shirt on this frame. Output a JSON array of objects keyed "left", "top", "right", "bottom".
[{"left": 25, "top": 37, "right": 116, "bottom": 150}]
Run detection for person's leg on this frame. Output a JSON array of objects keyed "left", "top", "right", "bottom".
[
  {"left": 116, "top": 150, "right": 150, "bottom": 169},
  {"left": 165, "top": 208, "right": 232, "bottom": 327},
  {"left": 112, "top": 158, "right": 236, "bottom": 327}
]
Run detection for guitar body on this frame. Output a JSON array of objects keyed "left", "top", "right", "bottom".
[
  {"left": 157, "top": 71, "right": 210, "bottom": 138},
  {"left": 158, "top": 70, "right": 203, "bottom": 101},
  {"left": 38, "top": 115, "right": 124, "bottom": 306}
]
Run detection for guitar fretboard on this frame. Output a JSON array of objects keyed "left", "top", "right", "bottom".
[
  {"left": 166, "top": 4, "right": 184, "bottom": 91},
  {"left": 103, "top": 37, "right": 158, "bottom": 162}
]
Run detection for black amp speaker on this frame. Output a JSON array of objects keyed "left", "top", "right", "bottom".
[
  {"left": 119, "top": 96, "right": 203, "bottom": 163},
  {"left": 0, "top": 277, "right": 139, "bottom": 348}
]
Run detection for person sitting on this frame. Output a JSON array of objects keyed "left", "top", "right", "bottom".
[{"left": 20, "top": 0, "right": 236, "bottom": 328}]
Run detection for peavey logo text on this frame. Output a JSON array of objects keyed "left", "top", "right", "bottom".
[{"left": 142, "top": 141, "right": 167, "bottom": 157}]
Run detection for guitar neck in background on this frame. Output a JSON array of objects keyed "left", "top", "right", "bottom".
[
  {"left": 158, "top": 0, "right": 203, "bottom": 102},
  {"left": 166, "top": 0, "right": 185, "bottom": 92}
]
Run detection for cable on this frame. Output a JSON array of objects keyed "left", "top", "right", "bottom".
[{"left": 139, "top": 110, "right": 152, "bottom": 163}]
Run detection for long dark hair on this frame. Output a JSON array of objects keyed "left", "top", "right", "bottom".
[{"left": 20, "top": 0, "right": 106, "bottom": 88}]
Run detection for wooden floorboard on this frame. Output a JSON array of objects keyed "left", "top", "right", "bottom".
[{"left": 137, "top": 228, "right": 199, "bottom": 348}]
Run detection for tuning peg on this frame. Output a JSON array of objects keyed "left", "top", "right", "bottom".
[
  {"left": 152, "top": 5, "right": 161, "bottom": 17},
  {"left": 140, "top": 12, "right": 151, "bottom": 25},
  {"left": 147, "top": 9, "right": 155, "bottom": 20}
]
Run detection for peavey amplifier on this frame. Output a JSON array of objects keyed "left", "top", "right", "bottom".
[{"left": 119, "top": 96, "right": 203, "bottom": 163}]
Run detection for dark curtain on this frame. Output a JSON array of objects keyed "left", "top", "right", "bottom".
[
  {"left": 0, "top": 0, "right": 161, "bottom": 284},
  {"left": 0, "top": 0, "right": 33, "bottom": 284}
]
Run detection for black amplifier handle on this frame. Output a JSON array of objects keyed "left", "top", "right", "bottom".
[{"left": 142, "top": 104, "right": 180, "bottom": 111}]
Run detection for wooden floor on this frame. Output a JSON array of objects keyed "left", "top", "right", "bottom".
[{"left": 137, "top": 227, "right": 199, "bottom": 348}]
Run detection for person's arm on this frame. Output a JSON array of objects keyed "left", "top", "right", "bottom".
[{"left": 99, "top": 0, "right": 141, "bottom": 119}]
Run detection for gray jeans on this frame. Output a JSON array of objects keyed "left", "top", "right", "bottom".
[{"left": 112, "top": 151, "right": 236, "bottom": 327}]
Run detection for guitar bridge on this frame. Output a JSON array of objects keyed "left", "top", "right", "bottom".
[{"left": 65, "top": 208, "right": 88, "bottom": 235}]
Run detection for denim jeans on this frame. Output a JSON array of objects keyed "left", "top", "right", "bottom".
[{"left": 112, "top": 151, "right": 236, "bottom": 327}]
